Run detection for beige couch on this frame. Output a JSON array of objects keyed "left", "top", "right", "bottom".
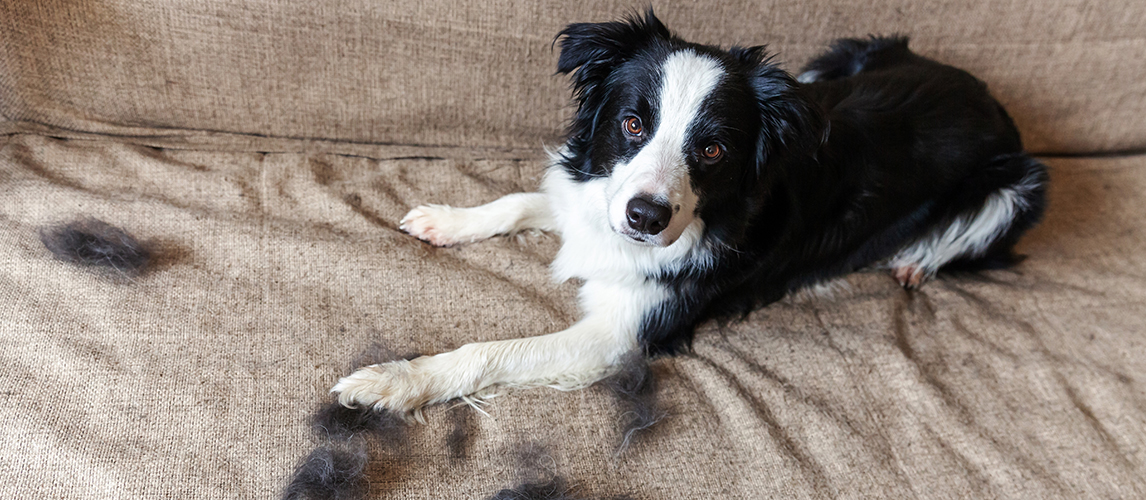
[{"left": 2, "top": 1, "right": 1144, "bottom": 498}]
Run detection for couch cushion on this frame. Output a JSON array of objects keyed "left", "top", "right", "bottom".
[
  {"left": 1, "top": 133, "right": 1144, "bottom": 498},
  {"left": 1, "top": 1, "right": 1144, "bottom": 155}
]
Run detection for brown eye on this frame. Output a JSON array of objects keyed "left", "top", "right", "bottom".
[
  {"left": 623, "top": 117, "right": 643, "bottom": 137},
  {"left": 701, "top": 143, "right": 724, "bottom": 162}
]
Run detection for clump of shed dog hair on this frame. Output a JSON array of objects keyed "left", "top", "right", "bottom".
[
  {"left": 285, "top": 347, "right": 664, "bottom": 498},
  {"left": 283, "top": 402, "right": 407, "bottom": 500},
  {"left": 40, "top": 218, "right": 151, "bottom": 276},
  {"left": 486, "top": 442, "right": 634, "bottom": 500},
  {"left": 282, "top": 441, "right": 371, "bottom": 500},
  {"left": 447, "top": 404, "right": 476, "bottom": 463},
  {"left": 488, "top": 477, "right": 634, "bottom": 500},
  {"left": 487, "top": 476, "right": 576, "bottom": 500},
  {"left": 311, "top": 401, "right": 407, "bottom": 446},
  {"left": 599, "top": 351, "right": 666, "bottom": 454},
  {"left": 283, "top": 346, "right": 415, "bottom": 500}
]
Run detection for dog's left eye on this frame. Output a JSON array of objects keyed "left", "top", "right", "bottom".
[
  {"left": 700, "top": 143, "right": 724, "bottom": 163},
  {"left": 623, "top": 117, "right": 644, "bottom": 137}
]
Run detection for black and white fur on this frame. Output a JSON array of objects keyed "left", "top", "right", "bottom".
[{"left": 334, "top": 12, "right": 1047, "bottom": 415}]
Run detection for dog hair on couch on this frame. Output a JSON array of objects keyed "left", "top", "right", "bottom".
[
  {"left": 485, "top": 442, "right": 635, "bottom": 500},
  {"left": 286, "top": 349, "right": 659, "bottom": 498},
  {"left": 40, "top": 218, "right": 150, "bottom": 276},
  {"left": 601, "top": 351, "right": 664, "bottom": 454},
  {"left": 332, "top": 10, "right": 1047, "bottom": 419},
  {"left": 284, "top": 347, "right": 413, "bottom": 500}
]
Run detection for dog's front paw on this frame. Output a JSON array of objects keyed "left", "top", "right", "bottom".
[
  {"left": 399, "top": 205, "right": 468, "bottom": 247},
  {"left": 332, "top": 359, "right": 435, "bottom": 414}
]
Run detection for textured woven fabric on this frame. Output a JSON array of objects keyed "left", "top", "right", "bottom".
[
  {"left": 2, "top": 1, "right": 1145, "bottom": 498},
  {"left": 1, "top": 0, "right": 1144, "bottom": 154},
  {"left": 1, "top": 134, "right": 1144, "bottom": 498}
]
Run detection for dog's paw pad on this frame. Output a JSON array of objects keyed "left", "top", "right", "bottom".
[
  {"left": 400, "top": 205, "right": 462, "bottom": 247},
  {"left": 892, "top": 265, "right": 927, "bottom": 289}
]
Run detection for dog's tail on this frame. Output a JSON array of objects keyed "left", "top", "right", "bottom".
[{"left": 797, "top": 35, "right": 912, "bottom": 83}]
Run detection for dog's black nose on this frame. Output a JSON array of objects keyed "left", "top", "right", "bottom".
[{"left": 625, "top": 196, "right": 673, "bottom": 236}]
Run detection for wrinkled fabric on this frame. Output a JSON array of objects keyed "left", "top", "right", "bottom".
[
  {"left": 1, "top": 134, "right": 1143, "bottom": 498},
  {"left": 3, "top": 0, "right": 1145, "bottom": 497}
]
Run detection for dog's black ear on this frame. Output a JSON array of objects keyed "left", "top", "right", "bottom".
[
  {"left": 731, "top": 46, "right": 827, "bottom": 168},
  {"left": 555, "top": 10, "right": 671, "bottom": 98}
]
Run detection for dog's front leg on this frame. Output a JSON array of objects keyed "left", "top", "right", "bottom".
[
  {"left": 332, "top": 280, "right": 665, "bottom": 416},
  {"left": 400, "top": 192, "right": 556, "bottom": 246}
]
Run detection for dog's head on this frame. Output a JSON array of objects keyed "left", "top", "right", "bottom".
[{"left": 555, "top": 11, "right": 824, "bottom": 248}]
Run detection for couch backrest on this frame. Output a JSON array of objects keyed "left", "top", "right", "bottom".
[{"left": 2, "top": 0, "right": 1143, "bottom": 155}]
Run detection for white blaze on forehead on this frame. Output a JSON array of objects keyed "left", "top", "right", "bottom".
[
  {"left": 651, "top": 50, "right": 725, "bottom": 159},
  {"left": 606, "top": 50, "right": 725, "bottom": 247}
]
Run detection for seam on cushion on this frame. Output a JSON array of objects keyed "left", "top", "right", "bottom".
[{"left": 0, "top": 121, "right": 553, "bottom": 155}]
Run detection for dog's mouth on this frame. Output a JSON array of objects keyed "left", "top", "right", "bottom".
[{"left": 610, "top": 223, "right": 678, "bottom": 247}]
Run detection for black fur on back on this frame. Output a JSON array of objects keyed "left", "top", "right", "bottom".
[
  {"left": 40, "top": 218, "right": 150, "bottom": 276},
  {"left": 552, "top": 18, "right": 1048, "bottom": 354}
]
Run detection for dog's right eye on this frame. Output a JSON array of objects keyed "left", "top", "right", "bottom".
[{"left": 623, "top": 117, "right": 643, "bottom": 137}]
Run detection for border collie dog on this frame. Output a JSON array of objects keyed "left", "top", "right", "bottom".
[{"left": 334, "top": 12, "right": 1047, "bottom": 415}]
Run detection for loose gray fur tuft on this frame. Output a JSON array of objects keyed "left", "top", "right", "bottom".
[
  {"left": 40, "top": 218, "right": 150, "bottom": 276},
  {"left": 282, "top": 442, "right": 370, "bottom": 500},
  {"left": 310, "top": 402, "right": 407, "bottom": 447},
  {"left": 487, "top": 476, "right": 579, "bottom": 500},
  {"left": 283, "top": 347, "right": 412, "bottom": 500},
  {"left": 486, "top": 443, "right": 634, "bottom": 500},
  {"left": 600, "top": 352, "right": 665, "bottom": 454},
  {"left": 487, "top": 478, "right": 634, "bottom": 500}
]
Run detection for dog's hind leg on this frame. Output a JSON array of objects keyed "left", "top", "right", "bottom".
[
  {"left": 332, "top": 279, "right": 664, "bottom": 419},
  {"left": 888, "top": 154, "right": 1048, "bottom": 288},
  {"left": 400, "top": 193, "right": 557, "bottom": 246}
]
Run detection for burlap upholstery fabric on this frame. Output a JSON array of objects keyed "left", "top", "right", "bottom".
[
  {"left": 2, "top": 1, "right": 1146, "bottom": 499},
  {"left": 3, "top": 134, "right": 1145, "bottom": 498},
  {"left": 2, "top": 0, "right": 1145, "bottom": 154}
]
